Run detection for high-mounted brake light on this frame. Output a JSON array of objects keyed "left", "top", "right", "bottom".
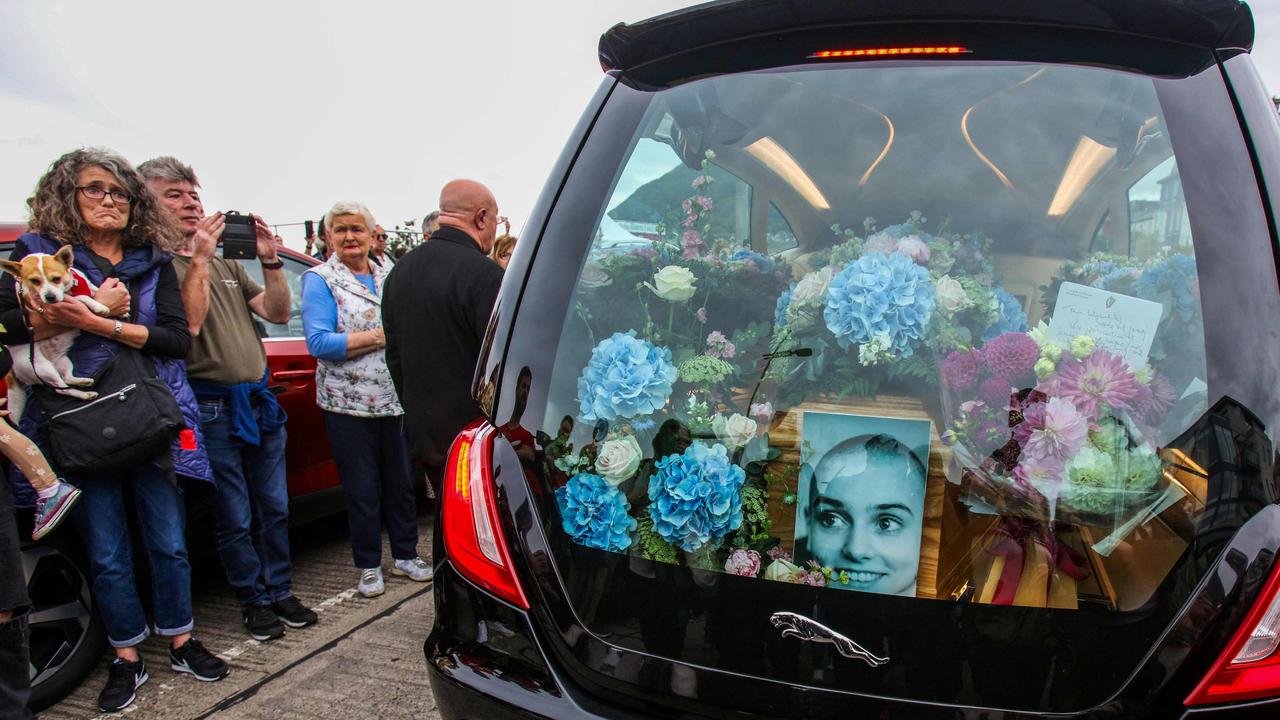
[
  {"left": 1186, "top": 559, "right": 1280, "bottom": 706},
  {"left": 809, "top": 46, "right": 970, "bottom": 60},
  {"left": 442, "top": 420, "right": 529, "bottom": 609}
]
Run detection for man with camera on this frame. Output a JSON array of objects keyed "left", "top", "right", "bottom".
[{"left": 140, "top": 157, "right": 316, "bottom": 642}]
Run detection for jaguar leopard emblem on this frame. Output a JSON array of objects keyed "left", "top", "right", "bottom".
[{"left": 770, "top": 611, "right": 889, "bottom": 667}]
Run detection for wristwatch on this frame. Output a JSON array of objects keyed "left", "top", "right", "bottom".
[{"left": 260, "top": 258, "right": 284, "bottom": 270}]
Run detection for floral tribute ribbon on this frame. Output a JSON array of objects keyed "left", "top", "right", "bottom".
[{"left": 979, "top": 517, "right": 1090, "bottom": 608}]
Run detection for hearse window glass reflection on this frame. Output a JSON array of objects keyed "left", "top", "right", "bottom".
[
  {"left": 542, "top": 62, "right": 1211, "bottom": 613},
  {"left": 766, "top": 202, "right": 798, "bottom": 256}
]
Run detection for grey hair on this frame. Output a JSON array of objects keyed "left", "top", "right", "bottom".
[
  {"left": 324, "top": 201, "right": 376, "bottom": 233},
  {"left": 27, "top": 147, "right": 183, "bottom": 251},
  {"left": 137, "top": 156, "right": 200, "bottom": 187},
  {"left": 421, "top": 210, "right": 440, "bottom": 235}
]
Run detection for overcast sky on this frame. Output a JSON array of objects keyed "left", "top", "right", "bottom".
[{"left": 2, "top": 0, "right": 1279, "bottom": 251}]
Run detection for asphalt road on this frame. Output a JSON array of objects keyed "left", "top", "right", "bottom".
[{"left": 41, "top": 514, "right": 442, "bottom": 719}]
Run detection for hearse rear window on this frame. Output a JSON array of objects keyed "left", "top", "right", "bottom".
[{"left": 540, "top": 62, "right": 1211, "bottom": 612}]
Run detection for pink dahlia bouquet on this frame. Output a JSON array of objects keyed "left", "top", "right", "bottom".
[{"left": 943, "top": 326, "right": 1173, "bottom": 526}]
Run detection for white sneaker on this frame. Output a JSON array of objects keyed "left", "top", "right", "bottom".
[
  {"left": 357, "top": 567, "right": 384, "bottom": 598},
  {"left": 391, "top": 557, "right": 433, "bottom": 582}
]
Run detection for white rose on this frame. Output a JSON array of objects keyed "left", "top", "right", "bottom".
[
  {"left": 935, "top": 275, "right": 970, "bottom": 313},
  {"left": 791, "top": 266, "right": 834, "bottom": 306},
  {"left": 649, "top": 265, "right": 697, "bottom": 302},
  {"left": 787, "top": 266, "right": 835, "bottom": 331},
  {"left": 712, "top": 413, "right": 758, "bottom": 449},
  {"left": 595, "top": 436, "right": 642, "bottom": 486}
]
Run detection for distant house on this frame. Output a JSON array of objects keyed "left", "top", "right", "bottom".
[{"left": 613, "top": 220, "right": 662, "bottom": 241}]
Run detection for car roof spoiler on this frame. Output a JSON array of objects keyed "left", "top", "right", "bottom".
[{"left": 599, "top": 0, "right": 1254, "bottom": 78}]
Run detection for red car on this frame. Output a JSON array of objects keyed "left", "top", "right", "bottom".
[{"left": 0, "top": 223, "right": 342, "bottom": 709}]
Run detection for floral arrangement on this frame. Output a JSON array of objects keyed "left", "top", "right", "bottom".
[
  {"left": 943, "top": 325, "right": 1174, "bottom": 524},
  {"left": 576, "top": 331, "right": 677, "bottom": 424},
  {"left": 767, "top": 214, "right": 1024, "bottom": 402},
  {"left": 1041, "top": 250, "right": 1202, "bottom": 394},
  {"left": 555, "top": 473, "right": 637, "bottom": 552},
  {"left": 648, "top": 442, "right": 746, "bottom": 552}
]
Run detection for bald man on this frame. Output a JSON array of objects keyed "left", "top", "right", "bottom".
[{"left": 382, "top": 179, "right": 505, "bottom": 494}]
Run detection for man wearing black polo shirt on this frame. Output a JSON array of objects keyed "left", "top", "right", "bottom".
[
  {"left": 383, "top": 180, "right": 504, "bottom": 497},
  {"left": 140, "top": 157, "right": 317, "bottom": 642}
]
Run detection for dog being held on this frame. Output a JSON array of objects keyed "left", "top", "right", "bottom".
[{"left": 1, "top": 246, "right": 112, "bottom": 399}]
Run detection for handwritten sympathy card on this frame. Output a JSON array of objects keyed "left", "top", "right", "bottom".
[{"left": 1047, "top": 282, "right": 1164, "bottom": 368}]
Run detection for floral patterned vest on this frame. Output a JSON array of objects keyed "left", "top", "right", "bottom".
[{"left": 306, "top": 256, "right": 403, "bottom": 418}]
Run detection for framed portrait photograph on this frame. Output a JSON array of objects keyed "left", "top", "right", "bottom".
[{"left": 793, "top": 410, "right": 933, "bottom": 597}]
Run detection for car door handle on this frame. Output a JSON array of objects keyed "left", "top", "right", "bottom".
[{"left": 271, "top": 370, "right": 315, "bottom": 381}]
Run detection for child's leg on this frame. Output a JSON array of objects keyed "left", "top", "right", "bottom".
[{"left": 0, "top": 420, "right": 60, "bottom": 495}]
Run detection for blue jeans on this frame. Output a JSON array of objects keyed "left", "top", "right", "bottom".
[
  {"left": 322, "top": 411, "right": 417, "bottom": 568},
  {"left": 199, "top": 398, "right": 292, "bottom": 609},
  {"left": 70, "top": 463, "right": 193, "bottom": 648}
]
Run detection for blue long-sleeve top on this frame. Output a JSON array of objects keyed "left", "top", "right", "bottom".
[{"left": 301, "top": 272, "right": 378, "bottom": 361}]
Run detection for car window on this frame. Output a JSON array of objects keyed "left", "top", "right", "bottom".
[
  {"left": 537, "top": 62, "right": 1215, "bottom": 614},
  {"left": 238, "top": 254, "right": 309, "bottom": 339},
  {"left": 602, "top": 137, "right": 751, "bottom": 258},
  {"left": 766, "top": 202, "right": 798, "bottom": 255}
]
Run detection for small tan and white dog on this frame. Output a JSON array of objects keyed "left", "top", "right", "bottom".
[{"left": 0, "top": 246, "right": 112, "bottom": 399}]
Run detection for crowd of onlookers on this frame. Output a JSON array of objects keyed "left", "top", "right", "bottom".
[{"left": 0, "top": 147, "right": 514, "bottom": 716}]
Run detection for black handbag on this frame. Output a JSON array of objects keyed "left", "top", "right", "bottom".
[{"left": 31, "top": 346, "right": 185, "bottom": 475}]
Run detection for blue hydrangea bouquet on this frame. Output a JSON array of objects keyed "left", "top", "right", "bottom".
[{"left": 765, "top": 213, "right": 1026, "bottom": 404}]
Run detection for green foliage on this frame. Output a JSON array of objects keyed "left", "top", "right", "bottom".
[
  {"left": 731, "top": 485, "right": 772, "bottom": 549},
  {"left": 636, "top": 516, "right": 677, "bottom": 564}
]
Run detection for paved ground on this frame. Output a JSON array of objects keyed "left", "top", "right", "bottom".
[{"left": 41, "top": 514, "right": 442, "bottom": 719}]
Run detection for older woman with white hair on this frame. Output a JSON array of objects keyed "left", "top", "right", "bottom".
[{"left": 300, "top": 201, "right": 429, "bottom": 597}]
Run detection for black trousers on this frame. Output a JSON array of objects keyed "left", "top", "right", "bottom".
[
  {"left": 0, "top": 478, "right": 32, "bottom": 720},
  {"left": 323, "top": 412, "right": 418, "bottom": 568}
]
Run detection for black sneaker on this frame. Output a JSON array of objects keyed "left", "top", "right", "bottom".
[
  {"left": 99, "top": 657, "right": 148, "bottom": 712},
  {"left": 272, "top": 596, "right": 318, "bottom": 628},
  {"left": 169, "top": 638, "right": 230, "bottom": 681},
  {"left": 243, "top": 605, "right": 286, "bottom": 641}
]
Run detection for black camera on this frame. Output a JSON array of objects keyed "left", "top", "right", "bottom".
[{"left": 222, "top": 211, "right": 257, "bottom": 260}]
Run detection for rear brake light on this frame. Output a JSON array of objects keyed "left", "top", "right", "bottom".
[
  {"left": 442, "top": 420, "right": 529, "bottom": 609},
  {"left": 809, "top": 46, "right": 970, "bottom": 59},
  {"left": 1186, "top": 559, "right": 1280, "bottom": 706}
]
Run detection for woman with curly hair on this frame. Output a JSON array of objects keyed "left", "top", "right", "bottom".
[{"left": 0, "top": 148, "right": 228, "bottom": 712}]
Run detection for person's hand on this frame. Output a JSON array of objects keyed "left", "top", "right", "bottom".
[
  {"left": 41, "top": 297, "right": 98, "bottom": 330},
  {"left": 93, "top": 278, "right": 130, "bottom": 317},
  {"left": 252, "top": 215, "right": 279, "bottom": 262},
  {"left": 0, "top": 396, "right": 10, "bottom": 418},
  {"left": 193, "top": 212, "right": 224, "bottom": 262}
]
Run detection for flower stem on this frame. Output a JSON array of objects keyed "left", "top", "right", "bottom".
[{"left": 667, "top": 303, "right": 674, "bottom": 345}]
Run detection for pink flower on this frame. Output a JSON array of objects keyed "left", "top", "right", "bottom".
[
  {"left": 982, "top": 332, "right": 1040, "bottom": 380},
  {"left": 767, "top": 545, "right": 791, "bottom": 562},
  {"left": 895, "top": 235, "right": 931, "bottom": 264},
  {"left": 681, "top": 198, "right": 693, "bottom": 212},
  {"left": 750, "top": 401, "right": 775, "bottom": 425},
  {"left": 1046, "top": 350, "right": 1141, "bottom": 419},
  {"left": 682, "top": 229, "right": 706, "bottom": 259},
  {"left": 695, "top": 307, "right": 707, "bottom": 323},
  {"left": 725, "top": 549, "right": 762, "bottom": 577},
  {"left": 979, "top": 376, "right": 1013, "bottom": 409},
  {"left": 705, "top": 331, "right": 737, "bottom": 360},
  {"left": 1015, "top": 397, "right": 1087, "bottom": 463},
  {"left": 692, "top": 175, "right": 707, "bottom": 189},
  {"left": 696, "top": 196, "right": 713, "bottom": 212},
  {"left": 1135, "top": 372, "right": 1177, "bottom": 424},
  {"left": 942, "top": 349, "right": 982, "bottom": 392},
  {"left": 1013, "top": 456, "right": 1064, "bottom": 496}
]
